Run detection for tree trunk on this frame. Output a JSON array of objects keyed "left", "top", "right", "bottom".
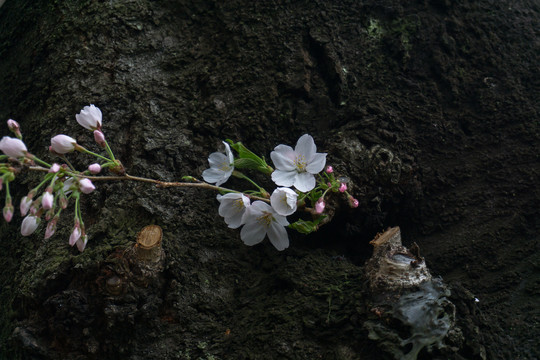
[{"left": 0, "top": 0, "right": 538, "bottom": 359}]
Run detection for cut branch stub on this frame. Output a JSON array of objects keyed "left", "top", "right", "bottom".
[{"left": 135, "top": 225, "right": 163, "bottom": 263}]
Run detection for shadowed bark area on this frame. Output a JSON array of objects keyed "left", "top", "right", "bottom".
[{"left": 0, "top": 0, "right": 538, "bottom": 359}]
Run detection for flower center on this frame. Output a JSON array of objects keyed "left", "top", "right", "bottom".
[
  {"left": 233, "top": 198, "right": 245, "bottom": 211},
  {"left": 294, "top": 155, "right": 307, "bottom": 172},
  {"left": 218, "top": 160, "right": 231, "bottom": 172},
  {"left": 256, "top": 211, "right": 273, "bottom": 228}
]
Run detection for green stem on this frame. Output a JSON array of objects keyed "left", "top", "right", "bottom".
[
  {"left": 233, "top": 170, "right": 267, "bottom": 194},
  {"left": 103, "top": 140, "right": 116, "bottom": 161},
  {"left": 79, "top": 147, "right": 112, "bottom": 162},
  {"left": 31, "top": 155, "right": 51, "bottom": 168}
]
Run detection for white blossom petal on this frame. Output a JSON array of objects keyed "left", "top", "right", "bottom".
[
  {"left": 218, "top": 193, "right": 250, "bottom": 229},
  {"left": 305, "top": 152, "right": 327, "bottom": 174},
  {"left": 270, "top": 145, "right": 296, "bottom": 171},
  {"left": 295, "top": 134, "right": 316, "bottom": 161},
  {"left": 271, "top": 170, "right": 296, "bottom": 187},
  {"left": 267, "top": 221, "right": 289, "bottom": 251},
  {"left": 270, "top": 187, "right": 297, "bottom": 216},
  {"left": 240, "top": 221, "right": 267, "bottom": 246},
  {"left": 293, "top": 172, "right": 316, "bottom": 192},
  {"left": 202, "top": 168, "right": 226, "bottom": 184},
  {"left": 223, "top": 141, "right": 234, "bottom": 164},
  {"left": 273, "top": 213, "right": 289, "bottom": 227},
  {"left": 208, "top": 152, "right": 229, "bottom": 168}
]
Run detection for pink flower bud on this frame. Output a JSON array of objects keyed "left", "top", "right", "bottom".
[
  {"left": 50, "top": 135, "right": 77, "bottom": 154},
  {"left": 0, "top": 136, "right": 27, "bottom": 158},
  {"left": 339, "top": 183, "right": 347, "bottom": 193},
  {"left": 44, "top": 216, "right": 59, "bottom": 239},
  {"left": 325, "top": 166, "right": 334, "bottom": 174},
  {"left": 69, "top": 224, "right": 81, "bottom": 246},
  {"left": 76, "top": 104, "right": 102, "bottom": 130},
  {"left": 20, "top": 196, "right": 33, "bottom": 216},
  {"left": 76, "top": 235, "right": 88, "bottom": 252},
  {"left": 49, "top": 163, "right": 61, "bottom": 173},
  {"left": 45, "top": 209, "right": 54, "bottom": 221},
  {"left": 21, "top": 215, "right": 40, "bottom": 236},
  {"left": 315, "top": 198, "right": 325, "bottom": 214},
  {"left": 3, "top": 204, "right": 14, "bottom": 222},
  {"left": 93, "top": 130, "right": 106, "bottom": 148},
  {"left": 78, "top": 178, "right": 95, "bottom": 194},
  {"left": 0, "top": 178, "right": 3, "bottom": 191},
  {"left": 348, "top": 196, "right": 359, "bottom": 208},
  {"left": 29, "top": 198, "right": 41, "bottom": 215},
  {"left": 7, "top": 119, "right": 20, "bottom": 132},
  {"left": 7, "top": 119, "right": 22, "bottom": 139},
  {"left": 42, "top": 191, "right": 54, "bottom": 210},
  {"left": 88, "top": 163, "right": 101, "bottom": 174},
  {"left": 59, "top": 194, "right": 68, "bottom": 209}
]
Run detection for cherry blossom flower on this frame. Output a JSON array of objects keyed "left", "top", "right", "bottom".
[
  {"left": 217, "top": 193, "right": 250, "bottom": 229},
  {"left": 62, "top": 177, "right": 75, "bottom": 194},
  {"left": 202, "top": 141, "right": 234, "bottom": 186},
  {"left": 270, "top": 187, "right": 297, "bottom": 216},
  {"left": 21, "top": 215, "right": 40, "bottom": 236},
  {"left": 76, "top": 104, "right": 102, "bottom": 130},
  {"left": 270, "top": 134, "right": 326, "bottom": 192},
  {"left": 0, "top": 136, "right": 27, "bottom": 158},
  {"left": 240, "top": 201, "right": 289, "bottom": 251},
  {"left": 50, "top": 134, "right": 77, "bottom": 154}
]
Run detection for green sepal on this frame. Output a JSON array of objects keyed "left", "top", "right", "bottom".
[
  {"left": 226, "top": 139, "right": 273, "bottom": 174},
  {"left": 288, "top": 216, "right": 326, "bottom": 234}
]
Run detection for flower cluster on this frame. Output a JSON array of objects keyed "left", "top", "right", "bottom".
[
  {"left": 1, "top": 104, "right": 360, "bottom": 254},
  {"left": 0, "top": 105, "right": 122, "bottom": 252},
  {"left": 202, "top": 134, "right": 359, "bottom": 250}
]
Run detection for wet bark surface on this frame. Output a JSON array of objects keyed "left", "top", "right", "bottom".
[{"left": 0, "top": 0, "right": 538, "bottom": 359}]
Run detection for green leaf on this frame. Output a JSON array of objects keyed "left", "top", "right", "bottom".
[
  {"left": 233, "top": 158, "right": 263, "bottom": 170},
  {"left": 226, "top": 139, "right": 274, "bottom": 174},
  {"left": 288, "top": 217, "right": 326, "bottom": 234}
]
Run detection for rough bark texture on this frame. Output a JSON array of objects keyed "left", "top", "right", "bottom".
[{"left": 0, "top": 0, "right": 538, "bottom": 359}]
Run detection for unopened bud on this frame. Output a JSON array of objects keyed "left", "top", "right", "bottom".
[
  {"left": 78, "top": 178, "right": 95, "bottom": 194},
  {"left": 88, "top": 163, "right": 101, "bottom": 174},
  {"left": 7, "top": 119, "right": 22, "bottom": 139},
  {"left": 42, "top": 190, "right": 54, "bottom": 210},
  {"left": 3, "top": 204, "right": 14, "bottom": 222},
  {"left": 44, "top": 216, "right": 59, "bottom": 239},
  {"left": 93, "top": 130, "right": 106, "bottom": 148},
  {"left": 49, "top": 163, "right": 61, "bottom": 173},
  {"left": 21, "top": 215, "right": 40, "bottom": 236},
  {"left": 348, "top": 196, "right": 359, "bottom": 208},
  {"left": 315, "top": 198, "right": 325, "bottom": 214},
  {"left": 325, "top": 166, "right": 333, "bottom": 174},
  {"left": 59, "top": 194, "right": 68, "bottom": 209},
  {"left": 20, "top": 196, "right": 33, "bottom": 216},
  {"left": 339, "top": 183, "right": 347, "bottom": 193}
]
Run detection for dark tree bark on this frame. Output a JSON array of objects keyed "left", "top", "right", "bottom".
[{"left": 0, "top": 0, "right": 538, "bottom": 359}]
